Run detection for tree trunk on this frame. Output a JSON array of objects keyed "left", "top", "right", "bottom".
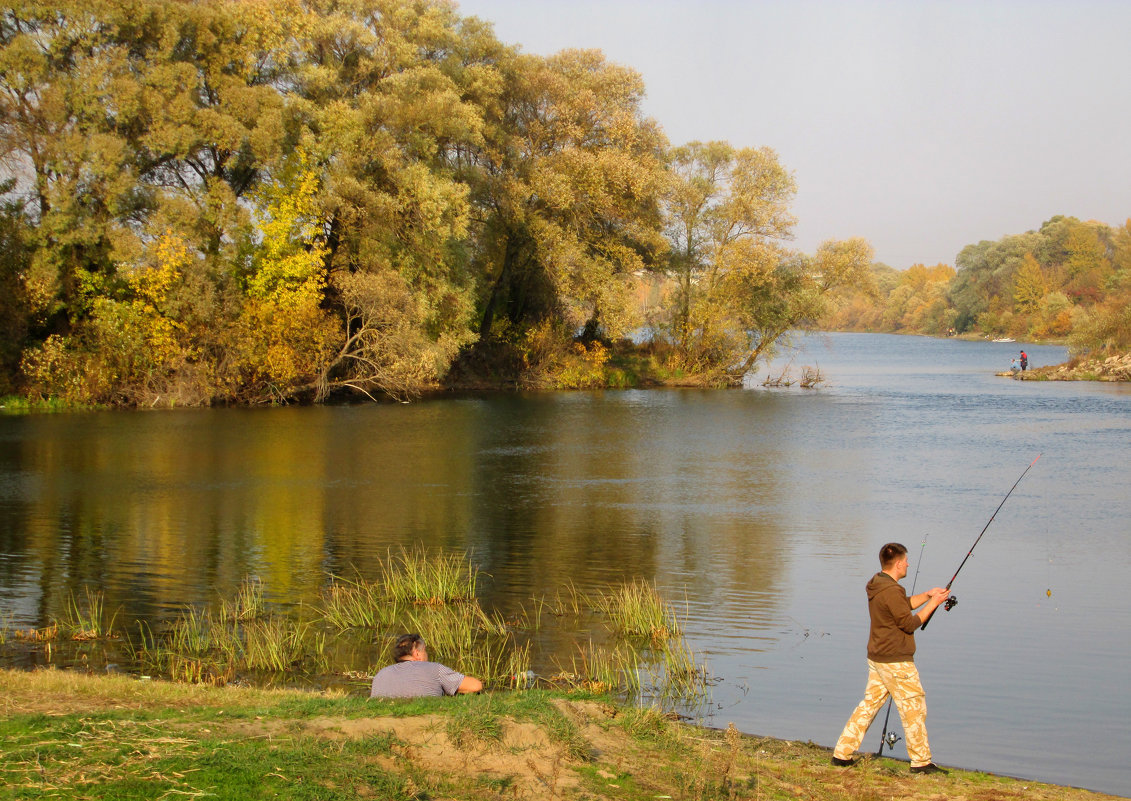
[{"left": 479, "top": 232, "right": 522, "bottom": 337}]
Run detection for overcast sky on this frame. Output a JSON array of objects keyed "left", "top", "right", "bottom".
[{"left": 454, "top": 0, "right": 1131, "bottom": 269}]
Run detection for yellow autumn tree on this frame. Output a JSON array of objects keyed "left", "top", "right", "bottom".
[
  {"left": 1012, "top": 253, "right": 1048, "bottom": 314},
  {"left": 226, "top": 150, "right": 341, "bottom": 401}
]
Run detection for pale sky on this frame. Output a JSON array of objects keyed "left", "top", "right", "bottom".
[{"left": 454, "top": 0, "right": 1131, "bottom": 269}]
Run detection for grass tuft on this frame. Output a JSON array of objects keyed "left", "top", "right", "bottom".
[
  {"left": 445, "top": 694, "right": 506, "bottom": 748},
  {"left": 54, "top": 587, "right": 119, "bottom": 640},
  {"left": 378, "top": 546, "right": 479, "bottom": 606},
  {"left": 318, "top": 574, "right": 400, "bottom": 629},
  {"left": 595, "top": 578, "right": 682, "bottom": 641},
  {"left": 218, "top": 576, "right": 265, "bottom": 623}
]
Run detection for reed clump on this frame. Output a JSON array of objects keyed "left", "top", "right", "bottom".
[
  {"left": 317, "top": 575, "right": 400, "bottom": 630},
  {"left": 135, "top": 611, "right": 332, "bottom": 684},
  {"left": 242, "top": 618, "right": 330, "bottom": 673},
  {"left": 130, "top": 564, "right": 522, "bottom": 688},
  {"left": 539, "top": 581, "right": 585, "bottom": 618},
  {"left": 217, "top": 576, "right": 265, "bottom": 623},
  {"left": 553, "top": 641, "right": 642, "bottom": 695},
  {"left": 54, "top": 587, "right": 119, "bottom": 641},
  {"left": 4, "top": 552, "right": 710, "bottom": 707},
  {"left": 317, "top": 548, "right": 478, "bottom": 628},
  {"left": 646, "top": 637, "right": 714, "bottom": 703},
  {"left": 594, "top": 578, "right": 682, "bottom": 641},
  {"left": 377, "top": 546, "right": 478, "bottom": 606}
]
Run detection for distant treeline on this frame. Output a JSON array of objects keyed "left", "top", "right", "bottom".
[
  {"left": 0, "top": 0, "right": 873, "bottom": 406},
  {"left": 822, "top": 215, "right": 1131, "bottom": 351}
]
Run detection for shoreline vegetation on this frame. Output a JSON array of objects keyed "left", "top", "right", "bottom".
[
  {"left": 2, "top": 6, "right": 1127, "bottom": 410},
  {"left": 1, "top": 550, "right": 710, "bottom": 704},
  {"left": 2, "top": 335, "right": 1127, "bottom": 416},
  {"left": 1, "top": 669, "right": 1122, "bottom": 801}
]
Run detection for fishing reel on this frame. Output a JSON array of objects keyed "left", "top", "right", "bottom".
[
  {"left": 884, "top": 730, "right": 902, "bottom": 750},
  {"left": 944, "top": 595, "right": 958, "bottom": 611}
]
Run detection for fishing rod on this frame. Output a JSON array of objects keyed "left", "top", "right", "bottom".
[
  {"left": 921, "top": 453, "right": 1042, "bottom": 630},
  {"left": 876, "top": 536, "right": 927, "bottom": 755}
]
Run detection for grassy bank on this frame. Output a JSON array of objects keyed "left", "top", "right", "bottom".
[{"left": 1, "top": 669, "right": 1120, "bottom": 801}]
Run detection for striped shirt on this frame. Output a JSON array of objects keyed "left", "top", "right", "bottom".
[{"left": 369, "top": 660, "right": 466, "bottom": 698}]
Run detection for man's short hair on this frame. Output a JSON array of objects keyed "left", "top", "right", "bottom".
[
  {"left": 879, "top": 542, "right": 908, "bottom": 567},
  {"left": 393, "top": 633, "right": 424, "bottom": 661}
]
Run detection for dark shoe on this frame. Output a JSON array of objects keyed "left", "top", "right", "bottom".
[
  {"left": 831, "top": 756, "right": 857, "bottom": 767},
  {"left": 910, "top": 762, "right": 948, "bottom": 775}
]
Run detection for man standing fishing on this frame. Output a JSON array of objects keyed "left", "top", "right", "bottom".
[{"left": 832, "top": 542, "right": 950, "bottom": 774}]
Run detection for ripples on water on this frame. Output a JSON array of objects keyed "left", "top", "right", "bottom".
[{"left": 0, "top": 333, "right": 1128, "bottom": 795}]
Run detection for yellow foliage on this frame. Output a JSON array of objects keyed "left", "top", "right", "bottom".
[
  {"left": 226, "top": 298, "right": 341, "bottom": 397},
  {"left": 122, "top": 231, "right": 194, "bottom": 368},
  {"left": 247, "top": 149, "right": 328, "bottom": 307}
]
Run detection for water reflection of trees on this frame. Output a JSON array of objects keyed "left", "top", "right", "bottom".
[{"left": 0, "top": 394, "right": 854, "bottom": 639}]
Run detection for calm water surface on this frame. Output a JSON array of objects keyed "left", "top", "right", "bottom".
[{"left": 1, "top": 334, "right": 1129, "bottom": 796}]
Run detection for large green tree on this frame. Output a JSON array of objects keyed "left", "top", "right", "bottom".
[
  {"left": 468, "top": 48, "right": 669, "bottom": 348},
  {"left": 292, "top": 0, "right": 498, "bottom": 400},
  {"left": 659, "top": 140, "right": 872, "bottom": 382}
]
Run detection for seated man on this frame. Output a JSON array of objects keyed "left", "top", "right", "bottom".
[{"left": 369, "top": 633, "right": 483, "bottom": 698}]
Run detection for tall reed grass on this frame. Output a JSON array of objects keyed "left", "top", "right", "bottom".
[
  {"left": 6, "top": 553, "right": 710, "bottom": 706},
  {"left": 54, "top": 587, "right": 119, "bottom": 640},
  {"left": 218, "top": 576, "right": 264, "bottom": 623},
  {"left": 377, "top": 547, "right": 478, "bottom": 606},
  {"left": 594, "top": 579, "right": 682, "bottom": 641},
  {"left": 242, "top": 618, "right": 330, "bottom": 673},
  {"left": 645, "top": 637, "right": 713, "bottom": 702},
  {"left": 554, "top": 641, "right": 642, "bottom": 695},
  {"left": 318, "top": 575, "right": 400, "bottom": 629}
]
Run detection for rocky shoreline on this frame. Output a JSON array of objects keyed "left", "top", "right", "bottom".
[{"left": 998, "top": 351, "right": 1131, "bottom": 381}]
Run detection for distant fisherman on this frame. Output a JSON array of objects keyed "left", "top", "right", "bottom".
[
  {"left": 831, "top": 543, "right": 949, "bottom": 774},
  {"left": 370, "top": 634, "right": 482, "bottom": 698}
]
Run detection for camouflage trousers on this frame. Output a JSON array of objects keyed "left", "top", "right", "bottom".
[{"left": 833, "top": 659, "right": 932, "bottom": 767}]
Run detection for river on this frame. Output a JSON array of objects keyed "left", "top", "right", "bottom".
[{"left": 1, "top": 333, "right": 1128, "bottom": 796}]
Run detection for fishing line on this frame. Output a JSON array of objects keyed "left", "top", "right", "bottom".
[
  {"left": 876, "top": 535, "right": 927, "bottom": 755},
  {"left": 1045, "top": 524, "right": 1058, "bottom": 611},
  {"left": 1046, "top": 525, "right": 1052, "bottom": 600},
  {"left": 921, "top": 453, "right": 1042, "bottom": 630}
]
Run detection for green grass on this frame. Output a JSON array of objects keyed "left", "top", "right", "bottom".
[
  {"left": 0, "top": 395, "right": 102, "bottom": 414},
  {"left": 0, "top": 670, "right": 1116, "bottom": 801},
  {"left": 218, "top": 575, "right": 265, "bottom": 623},
  {"left": 318, "top": 573, "right": 401, "bottom": 629},
  {"left": 445, "top": 693, "right": 506, "bottom": 748},
  {"left": 555, "top": 640, "right": 641, "bottom": 695},
  {"left": 378, "top": 546, "right": 479, "bottom": 606}
]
